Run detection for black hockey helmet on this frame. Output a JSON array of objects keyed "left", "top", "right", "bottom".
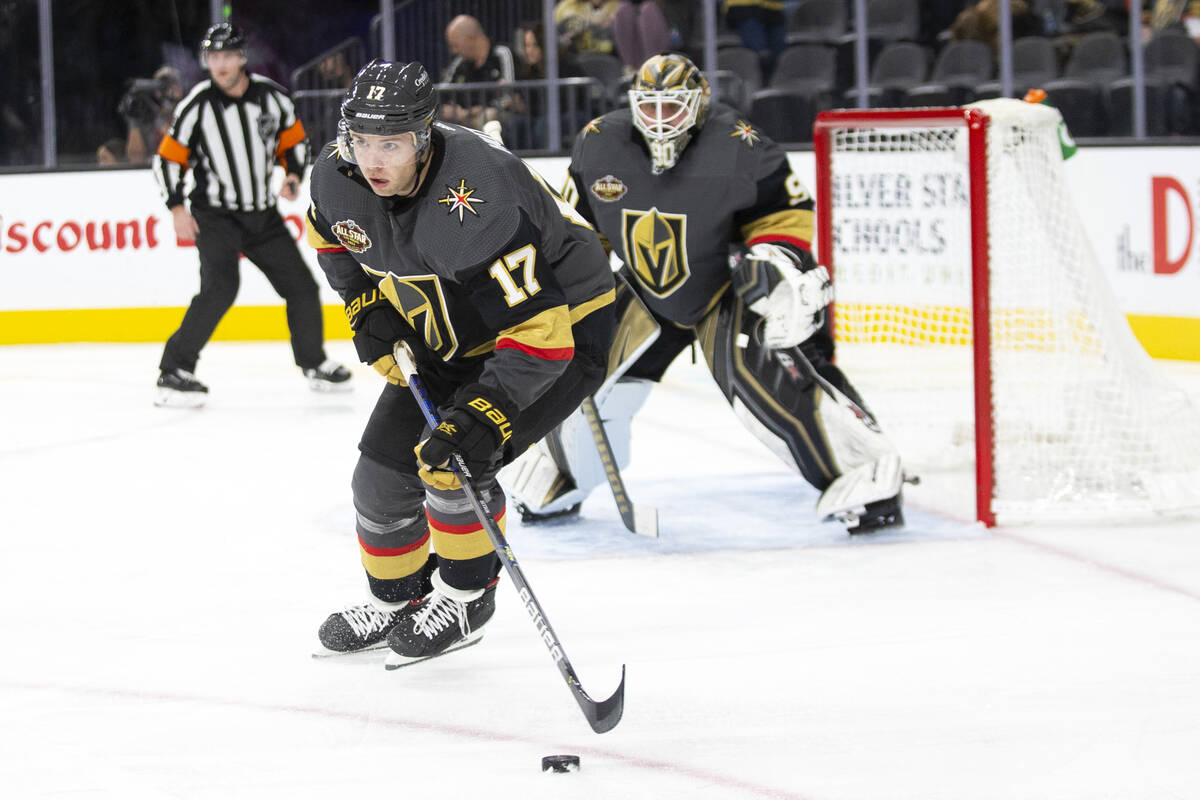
[
  {"left": 340, "top": 59, "right": 438, "bottom": 137},
  {"left": 338, "top": 59, "right": 438, "bottom": 168},
  {"left": 200, "top": 22, "right": 246, "bottom": 53}
]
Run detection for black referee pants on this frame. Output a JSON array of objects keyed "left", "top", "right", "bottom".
[{"left": 159, "top": 207, "right": 327, "bottom": 374}]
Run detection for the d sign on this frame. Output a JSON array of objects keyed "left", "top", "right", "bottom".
[{"left": 1151, "top": 176, "right": 1193, "bottom": 275}]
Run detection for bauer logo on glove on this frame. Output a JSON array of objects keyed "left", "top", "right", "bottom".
[
  {"left": 415, "top": 384, "right": 517, "bottom": 477},
  {"left": 466, "top": 396, "right": 512, "bottom": 443}
]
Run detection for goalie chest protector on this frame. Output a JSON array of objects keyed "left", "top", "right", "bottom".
[{"left": 569, "top": 104, "right": 795, "bottom": 327}]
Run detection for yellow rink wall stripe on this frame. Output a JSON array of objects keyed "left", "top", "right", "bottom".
[
  {"left": 1125, "top": 315, "right": 1200, "bottom": 361},
  {"left": 0, "top": 306, "right": 353, "bottom": 345},
  {"left": 1, "top": 307, "right": 1196, "bottom": 361}
]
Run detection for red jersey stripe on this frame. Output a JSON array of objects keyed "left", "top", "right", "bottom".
[{"left": 496, "top": 338, "right": 574, "bottom": 361}]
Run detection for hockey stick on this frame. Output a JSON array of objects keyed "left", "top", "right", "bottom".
[
  {"left": 394, "top": 342, "right": 626, "bottom": 734},
  {"left": 579, "top": 395, "right": 659, "bottom": 538}
]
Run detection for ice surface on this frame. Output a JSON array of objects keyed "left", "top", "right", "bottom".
[{"left": 1, "top": 342, "right": 1199, "bottom": 799}]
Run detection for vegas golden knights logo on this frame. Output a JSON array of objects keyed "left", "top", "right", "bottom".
[
  {"left": 379, "top": 273, "right": 459, "bottom": 360},
  {"left": 621, "top": 207, "right": 690, "bottom": 297}
]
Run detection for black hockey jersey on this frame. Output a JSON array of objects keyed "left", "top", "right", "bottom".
[
  {"left": 564, "top": 103, "right": 815, "bottom": 327},
  {"left": 306, "top": 122, "right": 614, "bottom": 410}
]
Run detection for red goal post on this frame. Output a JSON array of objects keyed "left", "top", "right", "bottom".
[
  {"left": 815, "top": 107, "right": 996, "bottom": 526},
  {"left": 811, "top": 101, "right": 1200, "bottom": 527}
]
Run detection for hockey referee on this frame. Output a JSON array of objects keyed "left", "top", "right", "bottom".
[{"left": 152, "top": 22, "right": 350, "bottom": 407}]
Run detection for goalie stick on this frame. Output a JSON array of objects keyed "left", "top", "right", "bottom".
[
  {"left": 579, "top": 395, "right": 659, "bottom": 538},
  {"left": 394, "top": 342, "right": 626, "bottom": 734}
]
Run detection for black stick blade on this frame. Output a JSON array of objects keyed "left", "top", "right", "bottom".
[{"left": 572, "top": 665, "right": 626, "bottom": 734}]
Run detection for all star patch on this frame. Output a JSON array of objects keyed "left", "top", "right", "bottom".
[
  {"left": 590, "top": 174, "right": 628, "bottom": 202},
  {"left": 437, "top": 178, "right": 485, "bottom": 223},
  {"left": 582, "top": 117, "right": 602, "bottom": 136},
  {"left": 332, "top": 219, "right": 372, "bottom": 253},
  {"left": 731, "top": 120, "right": 760, "bottom": 146}
]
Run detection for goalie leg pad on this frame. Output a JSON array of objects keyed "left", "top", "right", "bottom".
[
  {"left": 500, "top": 378, "right": 653, "bottom": 517},
  {"left": 698, "top": 296, "right": 842, "bottom": 489}
]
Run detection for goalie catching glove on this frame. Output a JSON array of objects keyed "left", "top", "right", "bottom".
[
  {"left": 416, "top": 384, "right": 517, "bottom": 479},
  {"left": 732, "top": 243, "right": 833, "bottom": 349},
  {"left": 345, "top": 289, "right": 411, "bottom": 385}
]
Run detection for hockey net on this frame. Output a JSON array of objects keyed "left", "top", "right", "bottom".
[{"left": 813, "top": 99, "right": 1200, "bottom": 526}]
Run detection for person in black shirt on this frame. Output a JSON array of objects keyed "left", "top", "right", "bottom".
[
  {"left": 152, "top": 23, "right": 351, "bottom": 407},
  {"left": 440, "top": 14, "right": 516, "bottom": 130}
]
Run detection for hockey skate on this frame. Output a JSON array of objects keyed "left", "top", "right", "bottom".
[
  {"left": 315, "top": 600, "right": 422, "bottom": 655},
  {"left": 383, "top": 573, "right": 498, "bottom": 670},
  {"left": 817, "top": 453, "right": 907, "bottom": 534},
  {"left": 154, "top": 369, "right": 209, "bottom": 408},
  {"left": 304, "top": 359, "right": 353, "bottom": 392},
  {"left": 514, "top": 501, "right": 582, "bottom": 524}
]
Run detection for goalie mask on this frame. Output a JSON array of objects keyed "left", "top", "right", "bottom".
[
  {"left": 628, "top": 54, "right": 711, "bottom": 175},
  {"left": 338, "top": 59, "right": 438, "bottom": 172}
]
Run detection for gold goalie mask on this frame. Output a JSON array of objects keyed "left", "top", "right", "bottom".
[{"left": 628, "top": 53, "right": 711, "bottom": 175}]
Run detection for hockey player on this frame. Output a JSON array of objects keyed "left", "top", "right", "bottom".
[
  {"left": 504, "top": 53, "right": 905, "bottom": 533},
  {"left": 306, "top": 60, "right": 615, "bottom": 663}
]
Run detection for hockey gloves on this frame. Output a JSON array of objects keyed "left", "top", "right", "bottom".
[
  {"left": 416, "top": 383, "right": 516, "bottom": 479},
  {"left": 346, "top": 289, "right": 411, "bottom": 385},
  {"left": 732, "top": 243, "right": 834, "bottom": 350}
]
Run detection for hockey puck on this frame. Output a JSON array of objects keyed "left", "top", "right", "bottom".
[{"left": 541, "top": 754, "right": 581, "bottom": 773}]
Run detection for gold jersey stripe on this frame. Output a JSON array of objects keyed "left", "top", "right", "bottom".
[
  {"left": 461, "top": 289, "right": 616, "bottom": 359},
  {"left": 497, "top": 305, "right": 575, "bottom": 354},
  {"left": 304, "top": 207, "right": 340, "bottom": 251},
  {"left": 738, "top": 208, "right": 814, "bottom": 249}
]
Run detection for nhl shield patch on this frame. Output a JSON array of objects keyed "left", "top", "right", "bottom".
[
  {"left": 257, "top": 113, "right": 279, "bottom": 141},
  {"left": 590, "top": 174, "right": 628, "bottom": 203},
  {"left": 332, "top": 220, "right": 372, "bottom": 253}
]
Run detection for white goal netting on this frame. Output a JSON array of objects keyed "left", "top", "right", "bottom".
[{"left": 822, "top": 99, "right": 1200, "bottom": 524}]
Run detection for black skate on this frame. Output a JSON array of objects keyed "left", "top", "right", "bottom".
[
  {"left": 383, "top": 574, "right": 498, "bottom": 670},
  {"left": 514, "top": 501, "right": 582, "bottom": 524},
  {"left": 846, "top": 494, "right": 904, "bottom": 534},
  {"left": 315, "top": 554, "right": 438, "bottom": 655},
  {"left": 154, "top": 369, "right": 208, "bottom": 408},
  {"left": 315, "top": 601, "right": 421, "bottom": 655},
  {"left": 304, "top": 359, "right": 353, "bottom": 392}
]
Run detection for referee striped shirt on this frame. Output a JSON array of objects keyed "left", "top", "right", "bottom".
[{"left": 154, "top": 74, "right": 308, "bottom": 212}]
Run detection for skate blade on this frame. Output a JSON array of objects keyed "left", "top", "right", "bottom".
[
  {"left": 154, "top": 388, "right": 207, "bottom": 408},
  {"left": 383, "top": 631, "right": 485, "bottom": 670},
  {"left": 311, "top": 641, "right": 392, "bottom": 659},
  {"left": 308, "top": 378, "right": 354, "bottom": 393}
]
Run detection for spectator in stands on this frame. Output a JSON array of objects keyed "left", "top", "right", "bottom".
[
  {"left": 95, "top": 137, "right": 126, "bottom": 166},
  {"left": 509, "top": 21, "right": 587, "bottom": 149},
  {"left": 442, "top": 14, "right": 517, "bottom": 130},
  {"left": 556, "top": 0, "right": 621, "bottom": 56},
  {"left": 950, "top": 0, "right": 1042, "bottom": 54},
  {"left": 315, "top": 50, "right": 355, "bottom": 89},
  {"left": 612, "top": 1, "right": 673, "bottom": 74},
  {"left": 721, "top": 0, "right": 787, "bottom": 82},
  {"left": 121, "top": 64, "right": 184, "bottom": 165}
]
